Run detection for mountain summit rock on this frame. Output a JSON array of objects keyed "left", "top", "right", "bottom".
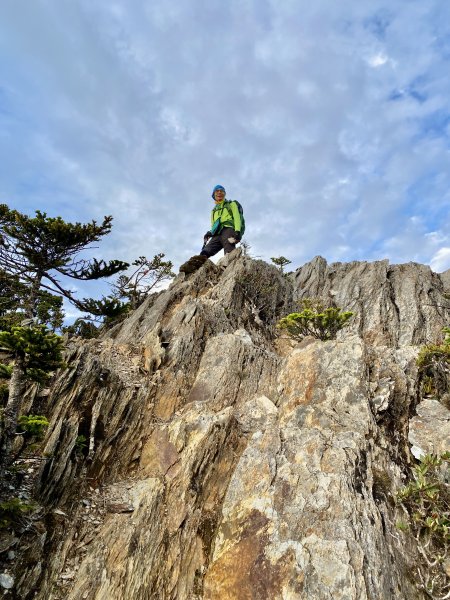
[{"left": 9, "top": 251, "right": 450, "bottom": 599}]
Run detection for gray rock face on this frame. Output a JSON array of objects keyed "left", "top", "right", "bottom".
[
  {"left": 409, "top": 399, "right": 450, "bottom": 459},
  {"left": 0, "top": 573, "right": 15, "bottom": 590},
  {"left": 440, "top": 268, "right": 450, "bottom": 291},
  {"left": 293, "top": 256, "right": 448, "bottom": 346},
  {"left": 11, "top": 251, "right": 448, "bottom": 599}
]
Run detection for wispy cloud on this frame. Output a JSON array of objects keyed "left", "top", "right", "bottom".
[
  {"left": 1, "top": 0, "right": 449, "bottom": 296},
  {"left": 430, "top": 247, "right": 450, "bottom": 273}
]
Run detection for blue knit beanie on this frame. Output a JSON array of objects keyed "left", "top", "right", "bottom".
[{"left": 212, "top": 184, "right": 226, "bottom": 199}]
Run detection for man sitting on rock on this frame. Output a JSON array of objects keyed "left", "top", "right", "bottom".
[{"left": 179, "top": 184, "right": 243, "bottom": 274}]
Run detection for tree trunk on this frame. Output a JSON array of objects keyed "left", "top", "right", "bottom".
[
  {"left": 0, "top": 354, "right": 26, "bottom": 476},
  {"left": 25, "top": 273, "right": 42, "bottom": 320}
]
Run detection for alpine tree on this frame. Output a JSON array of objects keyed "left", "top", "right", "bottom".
[
  {"left": 111, "top": 254, "right": 175, "bottom": 310},
  {"left": 0, "top": 269, "right": 64, "bottom": 331},
  {"left": 271, "top": 256, "right": 292, "bottom": 274},
  {"left": 63, "top": 254, "right": 175, "bottom": 335},
  {"left": 0, "top": 325, "right": 65, "bottom": 467},
  {"left": 0, "top": 270, "right": 26, "bottom": 330},
  {"left": 0, "top": 204, "right": 129, "bottom": 472}
]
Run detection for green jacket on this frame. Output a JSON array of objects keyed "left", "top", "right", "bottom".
[{"left": 210, "top": 200, "right": 242, "bottom": 234}]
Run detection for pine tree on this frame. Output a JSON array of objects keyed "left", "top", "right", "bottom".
[
  {"left": 67, "top": 254, "right": 176, "bottom": 334},
  {"left": 0, "top": 269, "right": 64, "bottom": 331},
  {"left": 270, "top": 256, "right": 292, "bottom": 273},
  {"left": 0, "top": 204, "right": 129, "bottom": 472},
  {"left": 111, "top": 254, "right": 175, "bottom": 310},
  {"left": 0, "top": 205, "right": 128, "bottom": 315}
]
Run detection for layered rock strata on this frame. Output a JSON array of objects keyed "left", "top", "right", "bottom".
[
  {"left": 8, "top": 252, "right": 449, "bottom": 599},
  {"left": 293, "top": 256, "right": 449, "bottom": 346}
]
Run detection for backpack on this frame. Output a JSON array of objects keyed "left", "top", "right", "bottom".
[{"left": 226, "top": 200, "right": 246, "bottom": 237}]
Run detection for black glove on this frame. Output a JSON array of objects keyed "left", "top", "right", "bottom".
[
  {"left": 203, "top": 231, "right": 212, "bottom": 244},
  {"left": 232, "top": 231, "right": 241, "bottom": 241}
]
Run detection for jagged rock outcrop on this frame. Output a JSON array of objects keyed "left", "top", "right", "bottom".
[
  {"left": 5, "top": 251, "right": 449, "bottom": 599},
  {"left": 294, "top": 256, "right": 449, "bottom": 346}
]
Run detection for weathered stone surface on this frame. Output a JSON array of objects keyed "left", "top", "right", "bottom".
[
  {"left": 8, "top": 251, "right": 448, "bottom": 599},
  {"left": 203, "top": 337, "right": 419, "bottom": 600},
  {"left": 441, "top": 268, "right": 450, "bottom": 291},
  {"left": 409, "top": 399, "right": 450, "bottom": 458},
  {"left": 0, "top": 572, "right": 14, "bottom": 589},
  {"left": 293, "top": 256, "right": 448, "bottom": 346}
]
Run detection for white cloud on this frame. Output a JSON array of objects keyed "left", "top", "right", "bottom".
[
  {"left": 367, "top": 53, "right": 390, "bottom": 67},
  {"left": 1, "top": 0, "right": 450, "bottom": 284},
  {"left": 430, "top": 248, "right": 450, "bottom": 273}
]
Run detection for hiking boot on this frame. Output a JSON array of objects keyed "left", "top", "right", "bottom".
[{"left": 179, "top": 254, "right": 208, "bottom": 274}]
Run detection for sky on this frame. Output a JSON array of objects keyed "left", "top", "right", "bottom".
[{"left": 1, "top": 0, "right": 450, "bottom": 311}]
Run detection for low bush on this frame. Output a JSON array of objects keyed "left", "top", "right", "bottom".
[
  {"left": 397, "top": 452, "right": 450, "bottom": 597},
  {"left": 0, "top": 497, "right": 35, "bottom": 529},
  {"left": 74, "top": 434, "right": 87, "bottom": 456},
  {"left": 17, "top": 414, "right": 49, "bottom": 439},
  {"left": 277, "top": 298, "right": 353, "bottom": 341}
]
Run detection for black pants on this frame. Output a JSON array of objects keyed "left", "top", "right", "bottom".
[{"left": 200, "top": 227, "right": 237, "bottom": 257}]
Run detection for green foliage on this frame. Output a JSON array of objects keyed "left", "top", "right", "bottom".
[
  {"left": 0, "top": 364, "right": 12, "bottom": 378},
  {"left": 0, "top": 205, "right": 119, "bottom": 268},
  {"left": 395, "top": 520, "right": 409, "bottom": 532},
  {"left": 0, "top": 270, "right": 25, "bottom": 331},
  {"left": 0, "top": 497, "right": 35, "bottom": 529},
  {"left": 78, "top": 296, "right": 129, "bottom": 321},
  {"left": 0, "top": 384, "right": 8, "bottom": 404},
  {"left": 18, "top": 414, "right": 49, "bottom": 439},
  {"left": 71, "top": 257, "right": 130, "bottom": 281},
  {"left": 421, "top": 375, "right": 436, "bottom": 396},
  {"left": 0, "top": 204, "right": 128, "bottom": 318},
  {"left": 75, "top": 434, "right": 87, "bottom": 455},
  {"left": 0, "top": 325, "right": 64, "bottom": 382},
  {"left": 417, "top": 326, "right": 450, "bottom": 398},
  {"left": 278, "top": 298, "right": 354, "bottom": 341},
  {"left": 63, "top": 318, "right": 100, "bottom": 339},
  {"left": 63, "top": 252, "right": 176, "bottom": 331},
  {"left": 0, "top": 270, "right": 64, "bottom": 332},
  {"left": 270, "top": 256, "right": 292, "bottom": 273},
  {"left": 34, "top": 291, "right": 64, "bottom": 331},
  {"left": 397, "top": 453, "right": 450, "bottom": 595},
  {"left": 417, "top": 344, "right": 450, "bottom": 370},
  {"left": 111, "top": 254, "right": 175, "bottom": 310},
  {"left": 0, "top": 204, "right": 129, "bottom": 471}
]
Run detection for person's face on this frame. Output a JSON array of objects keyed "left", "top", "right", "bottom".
[{"left": 214, "top": 189, "right": 225, "bottom": 202}]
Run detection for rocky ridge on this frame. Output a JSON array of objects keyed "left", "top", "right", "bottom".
[{"left": 2, "top": 251, "right": 449, "bottom": 599}]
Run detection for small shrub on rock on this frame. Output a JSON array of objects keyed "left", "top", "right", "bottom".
[
  {"left": 18, "top": 414, "right": 49, "bottom": 440},
  {"left": 397, "top": 452, "right": 450, "bottom": 597},
  {"left": 0, "top": 497, "right": 35, "bottom": 529},
  {"left": 74, "top": 434, "right": 87, "bottom": 456},
  {"left": 277, "top": 298, "right": 353, "bottom": 341}
]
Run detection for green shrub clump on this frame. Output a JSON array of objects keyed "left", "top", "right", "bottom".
[
  {"left": 18, "top": 414, "right": 49, "bottom": 439},
  {"left": 74, "top": 434, "right": 87, "bottom": 456},
  {"left": 0, "top": 497, "right": 35, "bottom": 529},
  {"left": 397, "top": 452, "right": 450, "bottom": 596},
  {"left": 277, "top": 298, "right": 353, "bottom": 342},
  {"left": 0, "top": 364, "right": 13, "bottom": 379}
]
